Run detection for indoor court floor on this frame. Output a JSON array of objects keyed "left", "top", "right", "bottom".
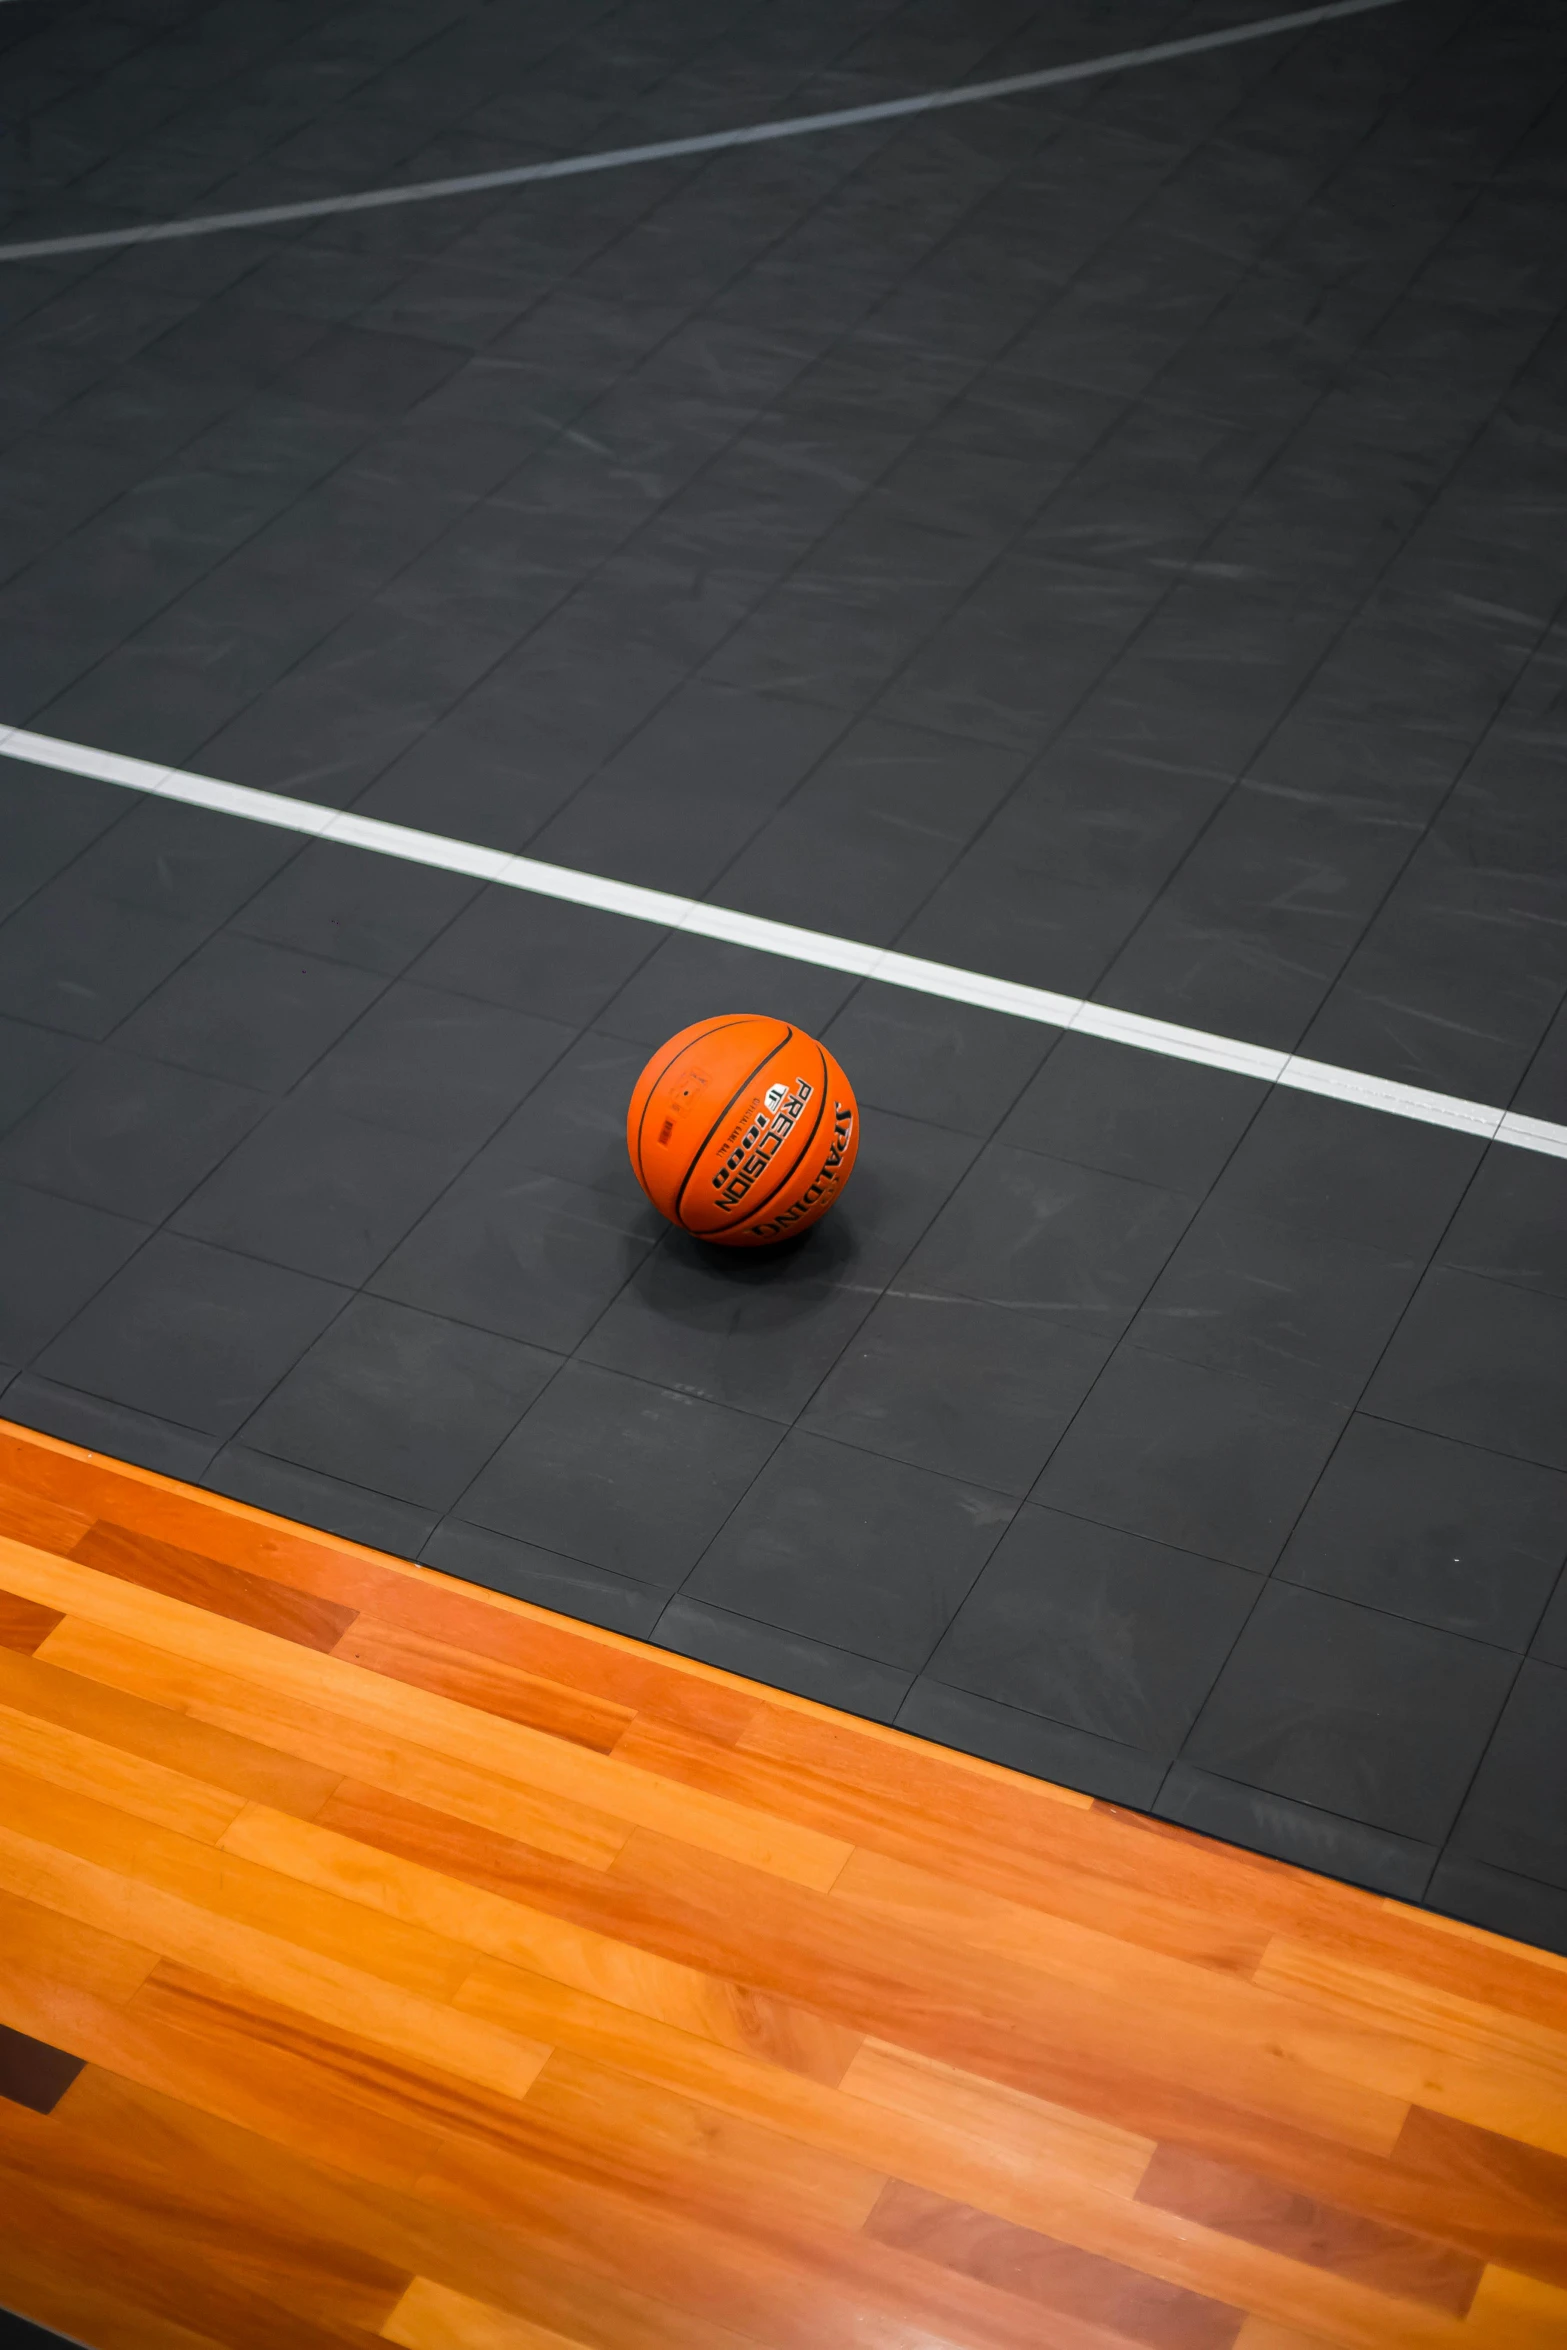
[
  {"left": 4, "top": 1421, "right": 1567, "bottom": 2350},
  {"left": 1, "top": 0, "right": 1566, "bottom": 2074}
]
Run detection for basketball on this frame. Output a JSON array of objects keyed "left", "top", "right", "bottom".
[{"left": 626, "top": 1015, "right": 859, "bottom": 1247}]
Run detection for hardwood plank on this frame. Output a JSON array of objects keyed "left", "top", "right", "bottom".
[
  {"left": 5, "top": 1423, "right": 751, "bottom": 1734},
  {"left": 334, "top": 1614, "right": 634, "bottom": 1751},
  {"left": 0, "top": 1473, "right": 95, "bottom": 1556},
  {"left": 0, "top": 1881, "right": 158, "bottom": 2003},
  {"left": 0, "top": 1425, "right": 171, "bottom": 1518},
  {"left": 524, "top": 2046, "right": 887, "bottom": 2233},
  {"left": 72, "top": 1518, "right": 360, "bottom": 1651},
  {"left": 442, "top": 1956, "right": 1521, "bottom": 2350},
  {"left": 367, "top": 1578, "right": 761, "bottom": 1746},
  {"left": 71, "top": 2051, "right": 1102, "bottom": 2350},
  {"left": 836, "top": 2043, "right": 1489, "bottom": 2349},
  {"left": 0, "top": 1425, "right": 392, "bottom": 1611},
  {"left": 221, "top": 1799, "right": 864, "bottom": 2082},
  {"left": 839, "top": 2038, "right": 1157, "bottom": 2201},
  {"left": 47, "top": 2011, "right": 779, "bottom": 2350},
  {"left": 0, "top": 2157, "right": 380, "bottom": 2350},
  {"left": 380, "top": 2266, "right": 766, "bottom": 2350},
  {"left": 0, "top": 1587, "right": 64, "bottom": 1653},
  {"left": 865, "top": 2175, "right": 1247, "bottom": 2350},
  {"left": 830, "top": 1844, "right": 1312, "bottom": 2054},
  {"left": 1463, "top": 2266, "right": 1567, "bottom": 2349},
  {"left": 0, "top": 1946, "right": 1490, "bottom": 2350},
  {"left": 739, "top": 1697, "right": 1092, "bottom": 1821},
  {"left": 1389, "top": 2106, "right": 1567, "bottom": 2283},
  {"left": 1133, "top": 2143, "right": 1482, "bottom": 2316},
  {"left": 3, "top": 1540, "right": 851, "bottom": 1889},
  {"left": 0, "top": 2253, "right": 238, "bottom": 2350},
  {"left": 383, "top": 2277, "right": 599, "bottom": 2350},
  {"left": 0, "top": 1636, "right": 344, "bottom": 1816},
  {"left": 314, "top": 1775, "right": 618, "bottom": 1904},
  {"left": 1389, "top": 1902, "right": 1567, "bottom": 1979},
  {"left": 0, "top": 1764, "right": 476, "bottom": 2000},
  {"left": 619, "top": 1707, "right": 1097, "bottom": 1888},
  {"left": 1264, "top": 1906, "right": 1567, "bottom": 2039},
  {"left": 3, "top": 1955, "right": 482, "bottom": 2198},
  {"left": 609, "top": 1829, "right": 1413, "bottom": 2156},
  {"left": 39, "top": 1614, "right": 631, "bottom": 1872},
  {"left": 835, "top": 1850, "right": 1567, "bottom": 2163},
  {"left": 631, "top": 1714, "right": 1269, "bottom": 1975},
  {"left": 0, "top": 1813, "right": 553, "bottom": 2103},
  {"left": 310, "top": 1792, "right": 1422, "bottom": 2233},
  {"left": 416, "top": 2124, "right": 1141, "bottom": 2350},
  {"left": 0, "top": 2078, "right": 408, "bottom": 2348},
  {"left": 10, "top": 2056, "right": 569, "bottom": 2313},
  {"left": 831, "top": 1839, "right": 1258, "bottom": 1983},
  {"left": 0, "top": 2038, "right": 755, "bottom": 2350},
  {"left": 1254, "top": 1938, "right": 1567, "bottom": 2154},
  {"left": 0, "top": 1693, "right": 247, "bottom": 1840},
  {"left": 1233, "top": 2326, "right": 1341, "bottom": 2350}
]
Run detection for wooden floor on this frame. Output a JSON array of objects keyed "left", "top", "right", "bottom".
[{"left": 0, "top": 1423, "right": 1564, "bottom": 2350}]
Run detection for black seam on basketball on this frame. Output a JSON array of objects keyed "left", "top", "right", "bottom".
[
  {"left": 672, "top": 1026, "right": 794, "bottom": 1224},
  {"left": 633, "top": 1017, "right": 752, "bottom": 1189},
  {"left": 727, "top": 1043, "right": 831, "bottom": 1224}
]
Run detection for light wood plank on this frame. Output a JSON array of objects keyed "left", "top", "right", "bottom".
[
  {"left": 0, "top": 1877, "right": 158, "bottom": 2003},
  {"left": 0, "top": 1636, "right": 344, "bottom": 1815},
  {"left": 0, "top": 1693, "right": 247, "bottom": 1841},
  {"left": 383, "top": 2278, "right": 598, "bottom": 2350},
  {"left": 380, "top": 2271, "right": 768, "bottom": 2350},
  {"left": 1464, "top": 2266, "right": 1567, "bottom": 2348},
  {"left": 1255, "top": 1939, "right": 1567, "bottom": 2153}
]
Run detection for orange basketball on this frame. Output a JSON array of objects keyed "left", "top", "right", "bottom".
[{"left": 626, "top": 1015, "right": 858, "bottom": 1247}]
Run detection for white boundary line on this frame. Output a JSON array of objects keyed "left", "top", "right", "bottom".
[
  {"left": 3, "top": 721, "right": 1563, "bottom": 1159},
  {"left": 0, "top": 0, "right": 1409, "bottom": 263}
]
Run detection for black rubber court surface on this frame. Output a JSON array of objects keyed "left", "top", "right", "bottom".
[{"left": 1, "top": 0, "right": 1565, "bottom": 1950}]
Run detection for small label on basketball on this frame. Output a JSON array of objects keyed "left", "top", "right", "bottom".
[
  {"left": 657, "top": 1118, "right": 674, "bottom": 1145},
  {"left": 712, "top": 1076, "right": 812, "bottom": 1207}
]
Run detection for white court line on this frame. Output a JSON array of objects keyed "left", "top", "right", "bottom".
[
  {"left": 3, "top": 720, "right": 1563, "bottom": 1159},
  {"left": 0, "top": 0, "right": 1408, "bottom": 264}
]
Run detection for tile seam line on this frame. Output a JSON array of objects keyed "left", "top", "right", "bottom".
[
  {"left": 0, "top": 0, "right": 1412, "bottom": 264},
  {"left": 3, "top": 720, "right": 1562, "bottom": 1159}
]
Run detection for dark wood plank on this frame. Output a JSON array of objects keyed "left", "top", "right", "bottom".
[
  {"left": 70, "top": 1521, "right": 359, "bottom": 1651},
  {"left": 0, "top": 1590, "right": 64, "bottom": 1654},
  {"left": 865, "top": 2177, "right": 1246, "bottom": 2350},
  {"left": 1135, "top": 2141, "right": 1484, "bottom": 2315},
  {"left": 332, "top": 1614, "right": 634, "bottom": 1750}
]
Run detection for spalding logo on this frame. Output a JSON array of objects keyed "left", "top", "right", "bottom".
[
  {"left": 711, "top": 1076, "right": 814, "bottom": 1209},
  {"left": 743, "top": 1099, "right": 855, "bottom": 1239}
]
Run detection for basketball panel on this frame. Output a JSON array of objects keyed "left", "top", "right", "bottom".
[
  {"left": 627, "top": 1014, "right": 757, "bottom": 1186},
  {"left": 677, "top": 1035, "right": 826, "bottom": 1236},
  {"left": 628, "top": 1015, "right": 791, "bottom": 1223}
]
